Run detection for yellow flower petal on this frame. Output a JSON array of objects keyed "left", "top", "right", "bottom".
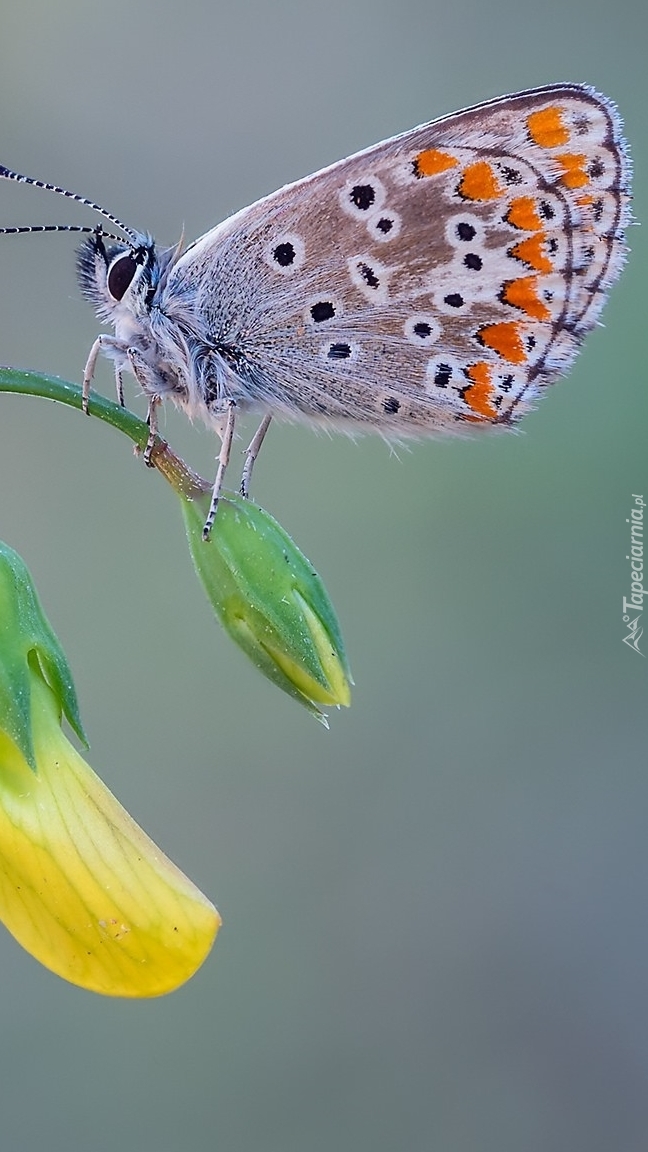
[{"left": 0, "top": 675, "right": 220, "bottom": 997}]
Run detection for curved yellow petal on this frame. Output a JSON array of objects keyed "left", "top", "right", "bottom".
[{"left": 0, "top": 675, "right": 220, "bottom": 997}]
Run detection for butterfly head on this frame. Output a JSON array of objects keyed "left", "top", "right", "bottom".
[
  {"left": 0, "top": 163, "right": 164, "bottom": 329},
  {"left": 76, "top": 227, "right": 159, "bottom": 326}
]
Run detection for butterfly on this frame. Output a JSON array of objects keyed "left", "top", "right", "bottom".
[{"left": 0, "top": 84, "right": 631, "bottom": 536}]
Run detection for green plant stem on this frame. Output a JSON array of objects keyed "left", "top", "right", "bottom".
[{"left": 0, "top": 367, "right": 210, "bottom": 501}]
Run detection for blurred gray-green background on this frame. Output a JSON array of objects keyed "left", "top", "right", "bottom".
[{"left": 1, "top": 0, "right": 647, "bottom": 1149}]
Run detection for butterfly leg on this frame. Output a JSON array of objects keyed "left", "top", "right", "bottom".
[
  {"left": 81, "top": 335, "right": 103, "bottom": 414},
  {"left": 114, "top": 367, "right": 125, "bottom": 408},
  {"left": 143, "top": 396, "right": 161, "bottom": 467},
  {"left": 203, "top": 400, "right": 236, "bottom": 540},
  {"left": 240, "top": 414, "right": 272, "bottom": 499},
  {"left": 83, "top": 333, "right": 127, "bottom": 413},
  {"left": 125, "top": 347, "right": 161, "bottom": 467}
]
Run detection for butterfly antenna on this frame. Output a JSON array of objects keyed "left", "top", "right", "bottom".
[
  {"left": 0, "top": 164, "right": 137, "bottom": 242},
  {"left": 0, "top": 223, "right": 126, "bottom": 243}
]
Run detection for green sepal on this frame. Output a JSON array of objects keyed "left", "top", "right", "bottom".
[
  {"left": 181, "top": 492, "right": 351, "bottom": 721},
  {"left": 0, "top": 543, "right": 88, "bottom": 770}
]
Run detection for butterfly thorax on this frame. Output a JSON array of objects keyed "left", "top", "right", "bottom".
[{"left": 77, "top": 226, "right": 261, "bottom": 425}]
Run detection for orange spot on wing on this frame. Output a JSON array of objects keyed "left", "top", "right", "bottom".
[
  {"left": 501, "top": 277, "right": 551, "bottom": 322},
  {"left": 477, "top": 322, "right": 526, "bottom": 364},
  {"left": 458, "top": 161, "right": 502, "bottom": 201},
  {"left": 413, "top": 148, "right": 459, "bottom": 177},
  {"left": 505, "top": 196, "right": 543, "bottom": 231},
  {"left": 527, "top": 106, "right": 570, "bottom": 149},
  {"left": 574, "top": 192, "right": 598, "bottom": 232},
  {"left": 556, "top": 152, "right": 589, "bottom": 188},
  {"left": 509, "top": 233, "right": 553, "bottom": 273},
  {"left": 463, "top": 362, "right": 498, "bottom": 419}
]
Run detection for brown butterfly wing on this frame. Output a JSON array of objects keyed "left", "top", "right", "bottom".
[{"left": 170, "top": 84, "right": 630, "bottom": 433}]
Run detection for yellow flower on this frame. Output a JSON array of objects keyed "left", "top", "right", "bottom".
[{"left": 0, "top": 543, "right": 219, "bottom": 996}]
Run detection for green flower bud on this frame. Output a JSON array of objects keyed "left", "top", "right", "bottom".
[{"left": 181, "top": 492, "right": 352, "bottom": 722}]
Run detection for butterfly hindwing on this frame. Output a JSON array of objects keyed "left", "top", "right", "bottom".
[{"left": 167, "top": 84, "right": 630, "bottom": 432}]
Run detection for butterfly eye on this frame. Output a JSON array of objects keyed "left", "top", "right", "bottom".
[{"left": 107, "top": 252, "right": 139, "bottom": 301}]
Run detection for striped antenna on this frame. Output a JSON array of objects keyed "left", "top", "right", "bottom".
[
  {"left": 0, "top": 164, "right": 137, "bottom": 242},
  {"left": 0, "top": 223, "right": 126, "bottom": 243}
]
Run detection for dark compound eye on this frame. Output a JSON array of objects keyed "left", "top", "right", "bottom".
[
  {"left": 456, "top": 221, "right": 477, "bottom": 241},
  {"left": 311, "top": 300, "right": 336, "bottom": 322},
  {"left": 107, "top": 252, "right": 138, "bottom": 301},
  {"left": 273, "top": 241, "right": 296, "bottom": 267},
  {"left": 350, "top": 184, "right": 375, "bottom": 210},
  {"left": 328, "top": 342, "right": 352, "bottom": 359}
]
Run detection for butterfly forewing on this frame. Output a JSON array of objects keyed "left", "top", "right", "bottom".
[{"left": 166, "top": 84, "right": 630, "bottom": 432}]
